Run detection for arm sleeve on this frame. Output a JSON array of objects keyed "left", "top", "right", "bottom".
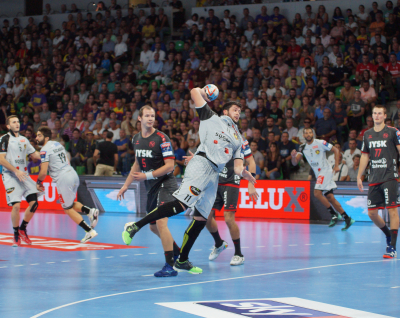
[
  {"left": 361, "top": 134, "right": 369, "bottom": 153},
  {"left": 40, "top": 149, "right": 50, "bottom": 163},
  {"left": 0, "top": 135, "right": 9, "bottom": 154},
  {"left": 196, "top": 103, "right": 215, "bottom": 121},
  {"left": 234, "top": 144, "right": 244, "bottom": 160}
]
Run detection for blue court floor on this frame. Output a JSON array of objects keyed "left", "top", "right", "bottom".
[{"left": 0, "top": 210, "right": 399, "bottom": 318}]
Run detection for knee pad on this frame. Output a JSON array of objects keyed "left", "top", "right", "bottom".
[
  {"left": 30, "top": 201, "right": 38, "bottom": 213},
  {"left": 184, "top": 218, "right": 206, "bottom": 236},
  {"left": 26, "top": 194, "right": 38, "bottom": 213}
]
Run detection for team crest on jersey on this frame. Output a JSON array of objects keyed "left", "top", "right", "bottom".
[
  {"left": 189, "top": 186, "right": 201, "bottom": 196},
  {"left": 149, "top": 141, "right": 155, "bottom": 148},
  {"left": 24, "top": 144, "right": 26, "bottom": 149},
  {"left": 6, "top": 187, "right": 15, "bottom": 194},
  {"left": 383, "top": 133, "right": 388, "bottom": 138},
  {"left": 234, "top": 133, "right": 238, "bottom": 140},
  {"left": 315, "top": 150, "right": 320, "bottom": 154}
]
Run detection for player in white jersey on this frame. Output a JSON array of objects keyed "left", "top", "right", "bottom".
[
  {"left": 35, "top": 127, "right": 99, "bottom": 243},
  {"left": 0, "top": 115, "right": 42, "bottom": 247},
  {"left": 121, "top": 87, "right": 256, "bottom": 274},
  {"left": 291, "top": 128, "right": 355, "bottom": 230}
]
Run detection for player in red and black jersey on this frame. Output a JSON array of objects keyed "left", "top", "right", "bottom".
[
  {"left": 359, "top": 105, "right": 400, "bottom": 259},
  {"left": 117, "top": 105, "right": 180, "bottom": 277}
]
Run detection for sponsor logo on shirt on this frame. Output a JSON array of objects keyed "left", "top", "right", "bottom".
[
  {"left": 215, "top": 132, "right": 231, "bottom": 143},
  {"left": 371, "top": 158, "right": 387, "bottom": 168},
  {"left": 312, "top": 145, "right": 318, "bottom": 149},
  {"left": 40, "top": 151, "right": 47, "bottom": 159},
  {"left": 149, "top": 141, "right": 155, "bottom": 148},
  {"left": 322, "top": 140, "right": 327, "bottom": 145},
  {"left": 6, "top": 187, "right": 15, "bottom": 194},
  {"left": 15, "top": 159, "right": 24, "bottom": 164},
  {"left": 315, "top": 150, "right": 320, "bottom": 154},
  {"left": 189, "top": 186, "right": 201, "bottom": 196},
  {"left": 160, "top": 142, "right": 173, "bottom": 157},
  {"left": 369, "top": 140, "right": 387, "bottom": 148},
  {"left": 135, "top": 149, "right": 153, "bottom": 158},
  {"left": 383, "top": 133, "right": 389, "bottom": 138}
]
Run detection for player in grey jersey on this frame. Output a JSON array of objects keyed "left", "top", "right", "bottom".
[
  {"left": 122, "top": 87, "right": 256, "bottom": 274},
  {"left": 36, "top": 127, "right": 99, "bottom": 243},
  {"left": 0, "top": 115, "right": 42, "bottom": 247}
]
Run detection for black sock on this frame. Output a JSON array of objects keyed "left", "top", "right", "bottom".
[
  {"left": 390, "top": 229, "right": 398, "bottom": 249},
  {"left": 173, "top": 241, "right": 180, "bottom": 256},
  {"left": 380, "top": 225, "right": 391, "bottom": 238},
  {"left": 136, "top": 200, "right": 185, "bottom": 229},
  {"left": 79, "top": 220, "right": 91, "bottom": 232},
  {"left": 233, "top": 238, "right": 242, "bottom": 257},
  {"left": 341, "top": 212, "right": 350, "bottom": 220},
  {"left": 211, "top": 230, "right": 223, "bottom": 248},
  {"left": 328, "top": 206, "right": 336, "bottom": 216},
  {"left": 81, "top": 206, "right": 91, "bottom": 215},
  {"left": 179, "top": 219, "right": 206, "bottom": 262},
  {"left": 164, "top": 250, "right": 174, "bottom": 266},
  {"left": 20, "top": 220, "right": 29, "bottom": 231},
  {"left": 13, "top": 226, "right": 19, "bottom": 239}
]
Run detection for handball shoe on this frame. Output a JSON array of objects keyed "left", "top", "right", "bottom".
[
  {"left": 386, "top": 236, "right": 392, "bottom": 252},
  {"left": 12, "top": 236, "right": 21, "bottom": 247},
  {"left": 154, "top": 263, "right": 178, "bottom": 277},
  {"left": 173, "top": 260, "right": 202, "bottom": 274},
  {"left": 328, "top": 215, "right": 338, "bottom": 227},
  {"left": 341, "top": 218, "right": 355, "bottom": 231},
  {"left": 209, "top": 241, "right": 228, "bottom": 261},
  {"left": 383, "top": 246, "right": 397, "bottom": 259},
  {"left": 89, "top": 208, "right": 99, "bottom": 228},
  {"left": 230, "top": 255, "right": 245, "bottom": 266},
  {"left": 122, "top": 222, "right": 139, "bottom": 245},
  {"left": 81, "top": 229, "right": 98, "bottom": 244},
  {"left": 18, "top": 229, "right": 32, "bottom": 245}
]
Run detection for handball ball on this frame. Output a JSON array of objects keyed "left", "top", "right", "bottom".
[{"left": 203, "top": 84, "right": 219, "bottom": 101}]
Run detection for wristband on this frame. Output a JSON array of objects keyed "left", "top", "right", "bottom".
[
  {"left": 37, "top": 179, "right": 44, "bottom": 185},
  {"left": 145, "top": 172, "right": 155, "bottom": 180},
  {"left": 251, "top": 173, "right": 256, "bottom": 178}
]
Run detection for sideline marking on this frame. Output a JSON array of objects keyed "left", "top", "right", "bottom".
[{"left": 30, "top": 259, "right": 398, "bottom": 318}]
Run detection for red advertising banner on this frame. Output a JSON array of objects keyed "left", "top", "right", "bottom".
[
  {"left": 215, "top": 180, "right": 310, "bottom": 219},
  {"left": 0, "top": 175, "right": 74, "bottom": 210}
]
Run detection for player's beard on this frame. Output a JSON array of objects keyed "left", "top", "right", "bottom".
[
  {"left": 305, "top": 136, "right": 313, "bottom": 142},
  {"left": 37, "top": 139, "right": 45, "bottom": 146}
]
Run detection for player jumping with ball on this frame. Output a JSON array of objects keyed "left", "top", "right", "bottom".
[
  {"left": 122, "top": 86, "right": 256, "bottom": 274},
  {"left": 291, "top": 128, "right": 355, "bottom": 230},
  {"left": 358, "top": 105, "right": 400, "bottom": 259}
]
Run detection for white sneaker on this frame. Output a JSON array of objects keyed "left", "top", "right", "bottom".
[
  {"left": 230, "top": 255, "right": 245, "bottom": 266},
  {"left": 209, "top": 241, "right": 228, "bottom": 261},
  {"left": 89, "top": 208, "right": 99, "bottom": 228},
  {"left": 81, "top": 229, "right": 98, "bottom": 244}
]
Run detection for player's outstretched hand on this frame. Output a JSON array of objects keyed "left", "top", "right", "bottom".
[
  {"left": 183, "top": 150, "right": 194, "bottom": 166},
  {"left": 14, "top": 170, "right": 27, "bottom": 182},
  {"left": 132, "top": 172, "right": 146, "bottom": 182},
  {"left": 242, "top": 168, "right": 256, "bottom": 185},
  {"left": 248, "top": 183, "right": 259, "bottom": 202},
  {"left": 117, "top": 186, "right": 128, "bottom": 201},
  {"left": 333, "top": 165, "right": 340, "bottom": 173},
  {"left": 357, "top": 177, "right": 363, "bottom": 192}
]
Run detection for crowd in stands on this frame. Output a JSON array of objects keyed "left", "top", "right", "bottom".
[{"left": 0, "top": 1, "right": 399, "bottom": 180}]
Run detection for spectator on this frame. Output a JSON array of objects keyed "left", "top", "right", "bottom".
[
  {"left": 93, "top": 131, "right": 118, "bottom": 176},
  {"left": 331, "top": 99, "right": 348, "bottom": 144},
  {"left": 346, "top": 154, "right": 365, "bottom": 181},
  {"left": 114, "top": 129, "right": 130, "bottom": 176},
  {"left": 249, "top": 128, "right": 268, "bottom": 155},
  {"left": 69, "top": 128, "right": 85, "bottom": 169},
  {"left": 278, "top": 132, "right": 296, "bottom": 180},
  {"left": 343, "top": 139, "right": 362, "bottom": 169},
  {"left": 264, "top": 141, "right": 282, "bottom": 180},
  {"left": 171, "top": 137, "right": 185, "bottom": 176},
  {"left": 315, "top": 107, "right": 337, "bottom": 142}
]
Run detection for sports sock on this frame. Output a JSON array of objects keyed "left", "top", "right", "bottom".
[
  {"left": 211, "top": 230, "right": 223, "bottom": 248},
  {"left": 164, "top": 251, "right": 174, "bottom": 266},
  {"left": 173, "top": 241, "right": 180, "bottom": 256},
  {"left": 327, "top": 206, "right": 336, "bottom": 217},
  {"left": 233, "top": 238, "right": 242, "bottom": 257},
  {"left": 13, "top": 226, "right": 19, "bottom": 239},
  {"left": 341, "top": 212, "right": 350, "bottom": 220},
  {"left": 380, "top": 225, "right": 391, "bottom": 238},
  {"left": 79, "top": 220, "right": 92, "bottom": 232},
  {"left": 179, "top": 219, "right": 206, "bottom": 262},
  {"left": 20, "top": 220, "right": 29, "bottom": 231},
  {"left": 135, "top": 200, "right": 185, "bottom": 229},
  {"left": 390, "top": 229, "right": 398, "bottom": 249},
  {"left": 81, "top": 206, "right": 91, "bottom": 215}
]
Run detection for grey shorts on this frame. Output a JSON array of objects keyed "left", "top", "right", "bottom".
[
  {"left": 56, "top": 169, "right": 79, "bottom": 209},
  {"left": 173, "top": 155, "right": 219, "bottom": 219},
  {"left": 2, "top": 173, "right": 40, "bottom": 206}
]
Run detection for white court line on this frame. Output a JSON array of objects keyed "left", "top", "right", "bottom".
[
  {"left": 61, "top": 261, "right": 70, "bottom": 263},
  {"left": 322, "top": 243, "right": 330, "bottom": 245},
  {"left": 14, "top": 265, "right": 23, "bottom": 267},
  {"left": 194, "top": 249, "right": 202, "bottom": 251},
  {"left": 355, "top": 242, "right": 364, "bottom": 244},
  {"left": 372, "top": 241, "right": 381, "bottom": 243},
  {"left": 391, "top": 286, "right": 400, "bottom": 289},
  {"left": 305, "top": 244, "right": 314, "bottom": 246},
  {"left": 30, "top": 263, "right": 39, "bottom": 266},
  {"left": 0, "top": 266, "right": 7, "bottom": 268},
  {"left": 256, "top": 246, "right": 265, "bottom": 247},
  {"left": 273, "top": 245, "right": 281, "bottom": 247},
  {"left": 77, "top": 259, "right": 85, "bottom": 261},
  {"left": 141, "top": 274, "right": 154, "bottom": 277},
  {"left": 148, "top": 253, "right": 157, "bottom": 255},
  {"left": 339, "top": 243, "right": 347, "bottom": 244},
  {"left": 134, "top": 254, "right": 142, "bottom": 256},
  {"left": 46, "top": 262, "right": 55, "bottom": 264},
  {"left": 241, "top": 247, "right": 249, "bottom": 249},
  {"left": 120, "top": 255, "right": 128, "bottom": 257},
  {"left": 105, "top": 256, "right": 114, "bottom": 259},
  {"left": 91, "top": 258, "right": 100, "bottom": 260},
  {"left": 30, "top": 259, "right": 398, "bottom": 318},
  {"left": 288, "top": 244, "right": 297, "bottom": 246}
]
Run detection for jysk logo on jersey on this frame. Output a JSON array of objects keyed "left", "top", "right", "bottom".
[
  {"left": 135, "top": 150, "right": 153, "bottom": 158},
  {"left": 160, "top": 142, "right": 173, "bottom": 157},
  {"left": 369, "top": 140, "right": 387, "bottom": 148},
  {"left": 40, "top": 151, "right": 47, "bottom": 159}
]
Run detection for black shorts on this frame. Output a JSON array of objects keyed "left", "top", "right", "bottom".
[
  {"left": 212, "top": 184, "right": 240, "bottom": 212},
  {"left": 368, "top": 179, "right": 400, "bottom": 210},
  {"left": 147, "top": 177, "right": 178, "bottom": 224}
]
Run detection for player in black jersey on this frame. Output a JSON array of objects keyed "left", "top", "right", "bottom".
[
  {"left": 359, "top": 105, "right": 400, "bottom": 259},
  {"left": 117, "top": 105, "right": 181, "bottom": 277}
]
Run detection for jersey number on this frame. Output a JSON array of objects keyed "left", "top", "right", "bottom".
[
  {"left": 58, "top": 153, "right": 67, "bottom": 163},
  {"left": 142, "top": 158, "right": 146, "bottom": 168},
  {"left": 184, "top": 194, "right": 192, "bottom": 203},
  {"left": 374, "top": 148, "right": 382, "bottom": 157}
]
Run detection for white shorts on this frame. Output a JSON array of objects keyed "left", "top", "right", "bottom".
[
  {"left": 315, "top": 170, "right": 337, "bottom": 193},
  {"left": 56, "top": 169, "right": 79, "bottom": 209},
  {"left": 173, "top": 155, "right": 219, "bottom": 219},
  {"left": 2, "top": 173, "right": 40, "bottom": 206}
]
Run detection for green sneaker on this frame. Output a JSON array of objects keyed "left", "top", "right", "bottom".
[
  {"left": 122, "top": 222, "right": 139, "bottom": 245},
  {"left": 328, "top": 215, "right": 338, "bottom": 227},
  {"left": 342, "top": 217, "right": 355, "bottom": 231},
  {"left": 173, "top": 260, "right": 203, "bottom": 274}
]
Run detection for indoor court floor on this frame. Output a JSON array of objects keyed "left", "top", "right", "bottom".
[{"left": 0, "top": 210, "right": 399, "bottom": 318}]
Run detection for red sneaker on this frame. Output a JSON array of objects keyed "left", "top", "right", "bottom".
[
  {"left": 12, "top": 236, "right": 21, "bottom": 247},
  {"left": 18, "top": 229, "right": 32, "bottom": 245}
]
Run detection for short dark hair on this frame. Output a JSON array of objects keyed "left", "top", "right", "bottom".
[
  {"left": 222, "top": 101, "right": 241, "bottom": 112},
  {"left": 73, "top": 128, "right": 80, "bottom": 134},
  {"left": 171, "top": 137, "right": 180, "bottom": 148},
  {"left": 106, "top": 131, "right": 114, "bottom": 139},
  {"left": 38, "top": 126, "right": 52, "bottom": 139}
]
